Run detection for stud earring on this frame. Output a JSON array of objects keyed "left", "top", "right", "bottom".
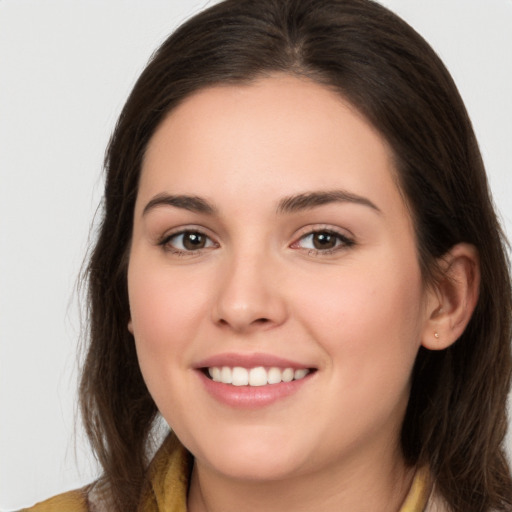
[{"left": 434, "top": 331, "right": 440, "bottom": 339}]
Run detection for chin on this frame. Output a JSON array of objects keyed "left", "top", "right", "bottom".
[
  {"left": 186, "top": 429, "right": 311, "bottom": 482},
  {"left": 205, "top": 451, "right": 305, "bottom": 482}
]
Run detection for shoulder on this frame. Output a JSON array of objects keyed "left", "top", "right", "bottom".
[
  {"left": 18, "top": 435, "right": 189, "bottom": 512},
  {"left": 19, "top": 488, "right": 89, "bottom": 512}
]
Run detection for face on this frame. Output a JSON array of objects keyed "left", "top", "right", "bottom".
[{"left": 128, "top": 75, "right": 431, "bottom": 482}]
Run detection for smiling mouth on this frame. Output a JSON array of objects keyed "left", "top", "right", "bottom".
[{"left": 204, "top": 366, "right": 314, "bottom": 386}]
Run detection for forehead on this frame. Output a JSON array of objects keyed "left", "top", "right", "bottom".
[{"left": 138, "top": 74, "right": 405, "bottom": 221}]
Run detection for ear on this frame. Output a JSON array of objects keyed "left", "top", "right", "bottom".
[
  {"left": 421, "top": 243, "right": 480, "bottom": 350},
  {"left": 128, "top": 319, "right": 134, "bottom": 334}
]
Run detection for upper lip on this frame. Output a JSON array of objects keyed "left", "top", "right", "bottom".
[{"left": 195, "top": 352, "right": 314, "bottom": 370}]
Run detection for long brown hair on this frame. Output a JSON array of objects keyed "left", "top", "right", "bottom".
[{"left": 80, "top": 1, "right": 512, "bottom": 510}]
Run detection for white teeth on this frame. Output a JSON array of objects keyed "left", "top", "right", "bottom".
[
  {"left": 232, "top": 367, "right": 249, "bottom": 386},
  {"left": 267, "top": 367, "right": 282, "bottom": 384},
  {"left": 249, "top": 367, "right": 267, "bottom": 386},
  {"left": 294, "top": 369, "right": 309, "bottom": 380},
  {"left": 207, "top": 366, "right": 311, "bottom": 386},
  {"left": 209, "top": 367, "right": 221, "bottom": 382},
  {"left": 282, "top": 368, "right": 294, "bottom": 382},
  {"left": 220, "top": 366, "right": 232, "bottom": 384}
]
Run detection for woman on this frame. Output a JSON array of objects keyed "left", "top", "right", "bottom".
[{"left": 23, "top": 0, "right": 512, "bottom": 510}]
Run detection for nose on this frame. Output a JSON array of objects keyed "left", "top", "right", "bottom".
[{"left": 212, "top": 250, "right": 288, "bottom": 333}]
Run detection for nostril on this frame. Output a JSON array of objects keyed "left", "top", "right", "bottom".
[{"left": 254, "top": 318, "right": 270, "bottom": 324}]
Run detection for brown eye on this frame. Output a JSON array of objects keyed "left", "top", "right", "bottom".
[
  {"left": 182, "top": 231, "right": 207, "bottom": 250},
  {"left": 312, "top": 232, "right": 337, "bottom": 250},
  {"left": 294, "top": 229, "right": 354, "bottom": 253},
  {"left": 162, "top": 230, "right": 216, "bottom": 253}
]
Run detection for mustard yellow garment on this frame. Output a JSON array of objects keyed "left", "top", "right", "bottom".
[
  {"left": 22, "top": 435, "right": 431, "bottom": 511},
  {"left": 20, "top": 491, "right": 87, "bottom": 512}
]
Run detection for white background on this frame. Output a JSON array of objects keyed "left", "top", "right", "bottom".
[{"left": 1, "top": 1, "right": 511, "bottom": 509}]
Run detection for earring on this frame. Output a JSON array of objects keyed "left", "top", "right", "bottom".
[{"left": 434, "top": 331, "right": 440, "bottom": 339}]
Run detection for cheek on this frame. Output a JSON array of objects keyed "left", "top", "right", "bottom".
[
  {"left": 127, "top": 257, "right": 212, "bottom": 422},
  {"left": 295, "top": 252, "right": 424, "bottom": 375},
  {"left": 127, "top": 256, "right": 210, "bottom": 364}
]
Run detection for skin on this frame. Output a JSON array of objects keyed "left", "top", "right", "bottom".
[{"left": 127, "top": 75, "right": 478, "bottom": 512}]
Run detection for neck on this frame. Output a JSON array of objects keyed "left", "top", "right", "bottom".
[{"left": 187, "top": 443, "right": 415, "bottom": 512}]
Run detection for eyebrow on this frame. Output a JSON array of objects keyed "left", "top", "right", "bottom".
[
  {"left": 143, "top": 193, "right": 217, "bottom": 216},
  {"left": 142, "top": 189, "right": 381, "bottom": 217},
  {"left": 276, "top": 190, "right": 381, "bottom": 215}
]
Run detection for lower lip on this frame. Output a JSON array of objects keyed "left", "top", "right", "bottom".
[{"left": 198, "top": 371, "right": 313, "bottom": 408}]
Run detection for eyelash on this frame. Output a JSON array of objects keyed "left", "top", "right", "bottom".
[
  {"left": 158, "top": 230, "right": 218, "bottom": 256},
  {"left": 158, "top": 228, "right": 355, "bottom": 257},
  {"left": 292, "top": 229, "right": 355, "bottom": 255}
]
